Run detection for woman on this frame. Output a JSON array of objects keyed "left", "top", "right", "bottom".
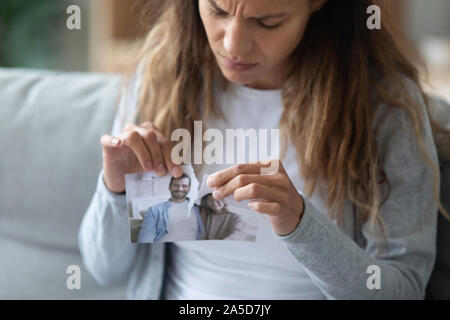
[
  {"left": 79, "top": 0, "right": 449, "bottom": 299},
  {"left": 198, "top": 193, "right": 249, "bottom": 241}
]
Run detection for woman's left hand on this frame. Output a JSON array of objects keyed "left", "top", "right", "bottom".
[{"left": 206, "top": 160, "right": 305, "bottom": 236}]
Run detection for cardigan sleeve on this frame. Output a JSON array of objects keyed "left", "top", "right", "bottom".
[
  {"left": 78, "top": 69, "right": 142, "bottom": 286},
  {"left": 273, "top": 82, "right": 440, "bottom": 299}
]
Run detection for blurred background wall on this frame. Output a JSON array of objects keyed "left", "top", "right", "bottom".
[
  {"left": 407, "top": 0, "right": 450, "bottom": 41},
  {"left": 0, "top": 0, "right": 90, "bottom": 71},
  {"left": 0, "top": 0, "right": 448, "bottom": 99},
  {"left": 404, "top": 0, "right": 450, "bottom": 101},
  {"left": 0, "top": 0, "right": 145, "bottom": 73}
]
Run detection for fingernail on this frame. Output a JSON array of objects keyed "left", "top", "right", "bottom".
[
  {"left": 111, "top": 137, "right": 120, "bottom": 146},
  {"left": 172, "top": 166, "right": 183, "bottom": 177},
  {"left": 145, "top": 161, "right": 153, "bottom": 171},
  {"left": 156, "top": 164, "right": 166, "bottom": 176},
  {"left": 213, "top": 188, "right": 222, "bottom": 199}
]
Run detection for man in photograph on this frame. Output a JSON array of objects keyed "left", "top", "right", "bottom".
[{"left": 137, "top": 173, "right": 203, "bottom": 243}]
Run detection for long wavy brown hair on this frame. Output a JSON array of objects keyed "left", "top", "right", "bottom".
[{"left": 122, "top": 0, "right": 450, "bottom": 240}]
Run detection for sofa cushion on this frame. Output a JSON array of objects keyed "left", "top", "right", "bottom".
[
  {"left": 429, "top": 96, "right": 450, "bottom": 163},
  {"left": 426, "top": 95, "right": 450, "bottom": 299},
  {"left": 0, "top": 68, "right": 127, "bottom": 299}
]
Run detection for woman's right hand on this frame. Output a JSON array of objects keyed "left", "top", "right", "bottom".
[{"left": 100, "top": 122, "right": 183, "bottom": 194}]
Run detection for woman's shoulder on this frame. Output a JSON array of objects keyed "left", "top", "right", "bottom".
[
  {"left": 371, "top": 76, "right": 439, "bottom": 169},
  {"left": 371, "top": 76, "right": 427, "bottom": 126}
]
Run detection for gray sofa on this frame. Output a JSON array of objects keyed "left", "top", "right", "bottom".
[
  {"left": 0, "top": 67, "right": 448, "bottom": 299},
  {"left": 0, "top": 68, "right": 127, "bottom": 299}
]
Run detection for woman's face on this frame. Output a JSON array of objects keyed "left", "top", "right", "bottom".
[
  {"left": 206, "top": 195, "right": 225, "bottom": 212},
  {"left": 198, "top": 0, "right": 324, "bottom": 90}
]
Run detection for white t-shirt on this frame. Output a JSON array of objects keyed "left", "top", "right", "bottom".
[
  {"left": 158, "top": 200, "right": 197, "bottom": 242},
  {"left": 162, "top": 81, "right": 326, "bottom": 299}
]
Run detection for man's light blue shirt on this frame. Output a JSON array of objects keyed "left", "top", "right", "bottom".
[{"left": 137, "top": 200, "right": 203, "bottom": 243}]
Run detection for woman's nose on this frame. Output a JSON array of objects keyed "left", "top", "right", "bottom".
[{"left": 223, "top": 19, "right": 253, "bottom": 61}]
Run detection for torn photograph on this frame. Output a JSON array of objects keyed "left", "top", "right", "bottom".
[
  {"left": 195, "top": 174, "right": 259, "bottom": 242},
  {"left": 125, "top": 165, "right": 200, "bottom": 243},
  {"left": 125, "top": 166, "right": 260, "bottom": 244}
]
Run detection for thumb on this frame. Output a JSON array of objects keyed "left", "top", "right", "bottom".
[{"left": 100, "top": 134, "right": 122, "bottom": 149}]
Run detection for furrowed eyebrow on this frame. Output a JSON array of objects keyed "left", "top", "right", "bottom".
[
  {"left": 208, "top": 0, "right": 224, "bottom": 12},
  {"left": 207, "top": 0, "right": 288, "bottom": 20},
  {"left": 256, "top": 12, "right": 288, "bottom": 19}
]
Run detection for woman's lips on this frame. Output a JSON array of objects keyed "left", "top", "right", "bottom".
[{"left": 221, "top": 56, "right": 258, "bottom": 72}]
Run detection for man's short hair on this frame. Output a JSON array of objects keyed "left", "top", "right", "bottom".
[{"left": 169, "top": 173, "right": 191, "bottom": 188}]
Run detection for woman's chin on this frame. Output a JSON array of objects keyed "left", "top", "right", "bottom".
[{"left": 221, "top": 69, "right": 254, "bottom": 86}]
